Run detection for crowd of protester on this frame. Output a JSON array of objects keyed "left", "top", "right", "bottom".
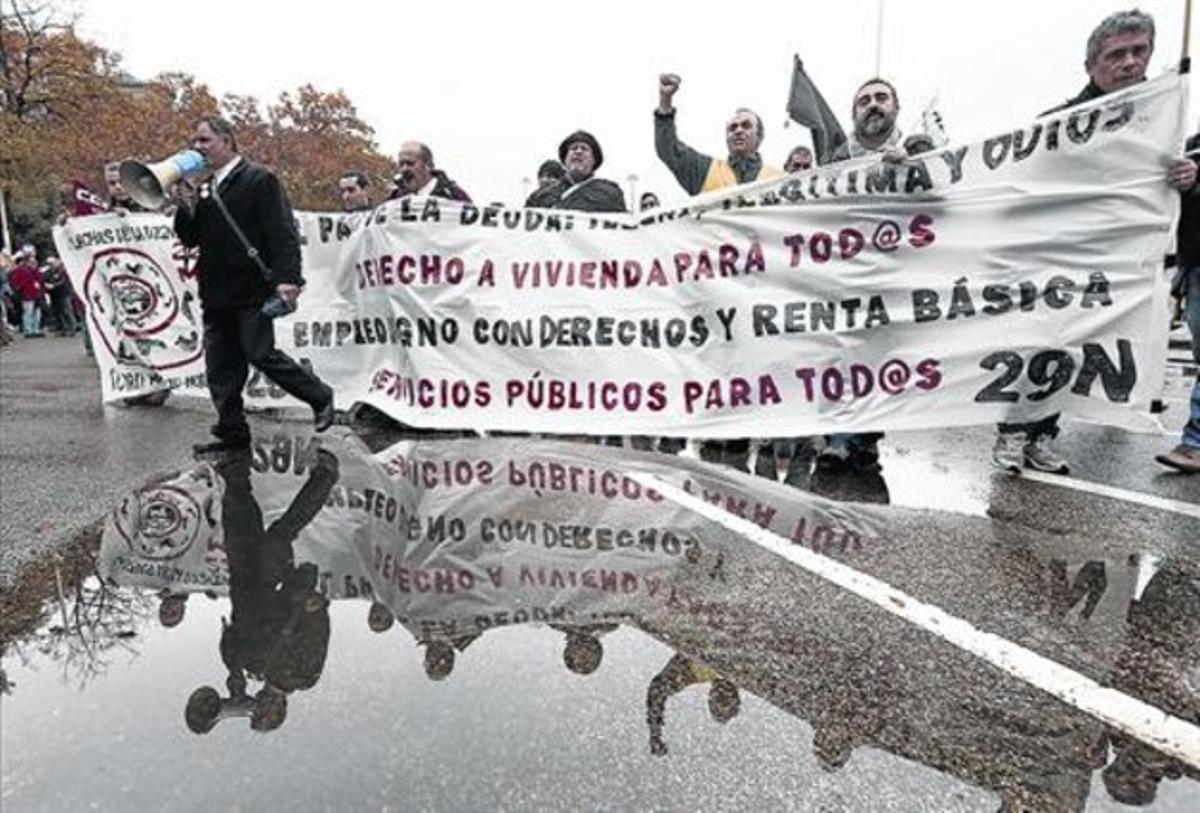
[
  {"left": 0, "top": 244, "right": 84, "bottom": 343},
  {"left": 323, "top": 8, "right": 1200, "bottom": 478},
  {"left": 5, "top": 8, "right": 1197, "bottom": 476}
]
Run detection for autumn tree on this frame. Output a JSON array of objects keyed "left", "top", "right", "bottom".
[
  {"left": 1, "top": 2, "right": 220, "bottom": 248},
  {"left": 2, "top": 1, "right": 394, "bottom": 250},
  {"left": 1, "top": 0, "right": 113, "bottom": 247},
  {"left": 231, "top": 84, "right": 394, "bottom": 210}
]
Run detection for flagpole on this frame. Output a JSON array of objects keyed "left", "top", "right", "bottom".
[
  {"left": 874, "top": 0, "right": 885, "bottom": 76},
  {"left": 0, "top": 187, "right": 11, "bottom": 256},
  {"left": 1183, "top": 0, "right": 1193, "bottom": 63}
]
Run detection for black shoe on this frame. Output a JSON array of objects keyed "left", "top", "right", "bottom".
[
  {"left": 350, "top": 404, "right": 397, "bottom": 432},
  {"left": 754, "top": 446, "right": 779, "bottom": 480},
  {"left": 193, "top": 439, "right": 250, "bottom": 455},
  {"left": 783, "top": 455, "right": 812, "bottom": 489},
  {"left": 848, "top": 448, "right": 882, "bottom": 474},
  {"left": 313, "top": 397, "right": 336, "bottom": 433},
  {"left": 658, "top": 437, "right": 686, "bottom": 455},
  {"left": 815, "top": 445, "right": 851, "bottom": 473}
]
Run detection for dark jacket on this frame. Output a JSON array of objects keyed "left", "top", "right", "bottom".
[
  {"left": 173, "top": 159, "right": 302, "bottom": 310},
  {"left": 524, "top": 172, "right": 627, "bottom": 213},
  {"left": 219, "top": 452, "right": 338, "bottom": 695},
  {"left": 388, "top": 169, "right": 472, "bottom": 203},
  {"left": 42, "top": 262, "right": 69, "bottom": 296},
  {"left": 1044, "top": 81, "right": 1106, "bottom": 116},
  {"left": 1179, "top": 133, "right": 1200, "bottom": 269}
]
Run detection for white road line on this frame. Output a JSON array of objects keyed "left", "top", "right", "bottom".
[
  {"left": 1017, "top": 470, "right": 1200, "bottom": 520},
  {"left": 631, "top": 472, "right": 1200, "bottom": 771}
]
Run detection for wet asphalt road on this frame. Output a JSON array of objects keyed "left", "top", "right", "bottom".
[
  {"left": 1, "top": 332, "right": 1198, "bottom": 811},
  {"left": 3, "top": 330, "right": 1196, "bottom": 584},
  {"left": 0, "top": 335, "right": 214, "bottom": 586}
]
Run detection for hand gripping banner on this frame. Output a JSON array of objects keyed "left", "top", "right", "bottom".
[{"left": 55, "top": 72, "right": 1186, "bottom": 437}]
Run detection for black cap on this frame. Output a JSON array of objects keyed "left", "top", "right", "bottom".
[{"left": 558, "top": 130, "right": 603, "bottom": 169}]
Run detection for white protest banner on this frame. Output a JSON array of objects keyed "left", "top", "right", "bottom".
[
  {"left": 100, "top": 463, "right": 228, "bottom": 591},
  {"left": 55, "top": 72, "right": 1185, "bottom": 436},
  {"left": 97, "top": 435, "right": 884, "bottom": 631},
  {"left": 53, "top": 216, "right": 207, "bottom": 400}
]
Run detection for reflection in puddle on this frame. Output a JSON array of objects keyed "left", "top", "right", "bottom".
[
  {"left": 1, "top": 434, "right": 1196, "bottom": 810},
  {"left": 878, "top": 444, "right": 990, "bottom": 516}
]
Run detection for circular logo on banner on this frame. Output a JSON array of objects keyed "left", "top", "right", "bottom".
[
  {"left": 84, "top": 247, "right": 203, "bottom": 371},
  {"left": 112, "top": 483, "right": 206, "bottom": 560}
]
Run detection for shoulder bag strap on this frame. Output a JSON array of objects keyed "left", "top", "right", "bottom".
[{"left": 210, "top": 180, "right": 273, "bottom": 281}]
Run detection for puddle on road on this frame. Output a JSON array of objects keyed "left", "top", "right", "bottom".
[
  {"left": 2, "top": 434, "right": 1196, "bottom": 811},
  {"left": 877, "top": 443, "right": 991, "bottom": 516}
]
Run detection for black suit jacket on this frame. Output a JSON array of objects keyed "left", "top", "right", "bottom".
[
  {"left": 174, "top": 158, "right": 303, "bottom": 309},
  {"left": 1179, "top": 133, "right": 1199, "bottom": 268}
]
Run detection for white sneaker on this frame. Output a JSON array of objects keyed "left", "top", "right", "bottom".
[
  {"left": 1023, "top": 435, "right": 1069, "bottom": 474},
  {"left": 992, "top": 431, "right": 1026, "bottom": 472}
]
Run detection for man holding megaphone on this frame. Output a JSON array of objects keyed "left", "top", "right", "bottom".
[{"left": 165, "top": 116, "right": 335, "bottom": 454}]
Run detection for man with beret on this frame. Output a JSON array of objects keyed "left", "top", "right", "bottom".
[
  {"left": 525, "top": 130, "right": 627, "bottom": 213},
  {"left": 523, "top": 131, "right": 627, "bottom": 446}
]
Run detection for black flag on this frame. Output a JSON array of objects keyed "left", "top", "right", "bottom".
[{"left": 786, "top": 55, "right": 849, "bottom": 165}]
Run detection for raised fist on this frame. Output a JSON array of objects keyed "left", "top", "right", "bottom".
[
  {"left": 662, "top": 73, "right": 681, "bottom": 101},
  {"left": 658, "top": 73, "right": 681, "bottom": 112}
]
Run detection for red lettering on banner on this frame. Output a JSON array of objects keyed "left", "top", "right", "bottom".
[
  {"left": 507, "top": 241, "right": 765, "bottom": 290},
  {"left": 784, "top": 214, "right": 935, "bottom": 266},
  {"left": 681, "top": 375, "right": 782, "bottom": 414},
  {"left": 356, "top": 253, "right": 467, "bottom": 289},
  {"left": 794, "top": 358, "right": 944, "bottom": 403}
]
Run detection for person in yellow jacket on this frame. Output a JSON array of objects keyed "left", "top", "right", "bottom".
[
  {"left": 653, "top": 73, "right": 785, "bottom": 468},
  {"left": 654, "top": 73, "right": 784, "bottom": 196}
]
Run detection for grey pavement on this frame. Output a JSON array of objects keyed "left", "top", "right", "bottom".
[
  {"left": 1, "top": 428, "right": 1197, "bottom": 810},
  {"left": 0, "top": 327, "right": 1196, "bottom": 810},
  {"left": 0, "top": 334, "right": 216, "bottom": 586},
  {"left": 3, "top": 328, "right": 1198, "bottom": 588}
]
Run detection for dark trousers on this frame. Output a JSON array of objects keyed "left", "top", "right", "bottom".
[
  {"left": 997, "top": 413, "right": 1060, "bottom": 440},
  {"left": 50, "top": 290, "right": 76, "bottom": 334},
  {"left": 204, "top": 307, "right": 330, "bottom": 444}
]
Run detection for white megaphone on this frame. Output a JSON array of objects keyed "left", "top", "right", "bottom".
[{"left": 119, "top": 150, "right": 208, "bottom": 210}]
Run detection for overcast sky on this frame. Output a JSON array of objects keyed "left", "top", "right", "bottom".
[{"left": 71, "top": 0, "right": 1198, "bottom": 208}]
